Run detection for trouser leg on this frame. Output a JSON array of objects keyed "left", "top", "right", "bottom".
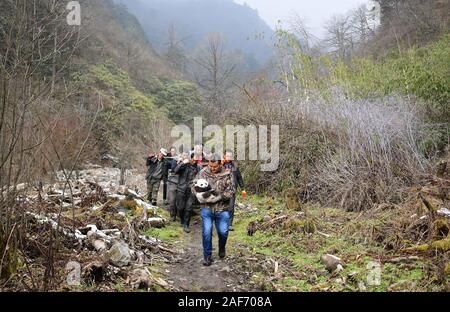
[
  {"left": 163, "top": 180, "right": 167, "bottom": 201},
  {"left": 216, "top": 211, "right": 231, "bottom": 251},
  {"left": 229, "top": 195, "right": 236, "bottom": 226},
  {"left": 167, "top": 184, "right": 177, "bottom": 218},
  {"left": 201, "top": 208, "right": 213, "bottom": 258},
  {"left": 183, "top": 193, "right": 194, "bottom": 227},
  {"left": 151, "top": 179, "right": 161, "bottom": 204},
  {"left": 176, "top": 191, "right": 186, "bottom": 224},
  {"left": 147, "top": 179, "right": 153, "bottom": 202}
]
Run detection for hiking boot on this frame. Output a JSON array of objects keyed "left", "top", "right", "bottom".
[
  {"left": 183, "top": 225, "right": 191, "bottom": 233},
  {"left": 203, "top": 256, "right": 213, "bottom": 266},
  {"left": 171, "top": 215, "right": 176, "bottom": 222},
  {"left": 219, "top": 247, "right": 226, "bottom": 259}
]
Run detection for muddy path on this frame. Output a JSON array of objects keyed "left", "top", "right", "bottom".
[{"left": 163, "top": 216, "right": 257, "bottom": 292}]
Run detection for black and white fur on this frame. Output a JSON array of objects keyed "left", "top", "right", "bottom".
[{"left": 194, "top": 179, "right": 222, "bottom": 204}]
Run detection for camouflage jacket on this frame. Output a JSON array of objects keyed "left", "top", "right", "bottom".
[{"left": 191, "top": 167, "right": 236, "bottom": 213}]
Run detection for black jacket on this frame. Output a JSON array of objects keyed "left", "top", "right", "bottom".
[
  {"left": 146, "top": 156, "right": 167, "bottom": 181},
  {"left": 174, "top": 162, "right": 201, "bottom": 193},
  {"left": 223, "top": 161, "right": 245, "bottom": 190}
]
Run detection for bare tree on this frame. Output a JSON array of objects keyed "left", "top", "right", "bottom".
[
  {"left": 350, "top": 4, "right": 377, "bottom": 55},
  {"left": 165, "top": 23, "right": 188, "bottom": 73},
  {"left": 192, "top": 33, "right": 238, "bottom": 112},
  {"left": 287, "top": 13, "right": 317, "bottom": 55},
  {"left": 324, "top": 14, "right": 354, "bottom": 61}
]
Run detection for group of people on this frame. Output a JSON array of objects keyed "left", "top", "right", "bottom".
[{"left": 145, "top": 145, "right": 245, "bottom": 266}]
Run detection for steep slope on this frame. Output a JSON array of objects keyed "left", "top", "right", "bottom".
[
  {"left": 72, "top": 0, "right": 203, "bottom": 159},
  {"left": 114, "top": 0, "right": 275, "bottom": 69}
]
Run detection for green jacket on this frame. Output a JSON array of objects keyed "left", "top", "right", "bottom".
[{"left": 146, "top": 156, "right": 167, "bottom": 181}]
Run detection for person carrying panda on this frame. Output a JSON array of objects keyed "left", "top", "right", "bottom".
[
  {"left": 174, "top": 152, "right": 202, "bottom": 233},
  {"left": 191, "top": 153, "right": 236, "bottom": 266}
]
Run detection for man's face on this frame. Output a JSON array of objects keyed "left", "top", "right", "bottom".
[
  {"left": 180, "top": 152, "right": 189, "bottom": 161},
  {"left": 158, "top": 152, "right": 164, "bottom": 160},
  {"left": 225, "top": 152, "right": 233, "bottom": 162},
  {"left": 170, "top": 148, "right": 176, "bottom": 156},
  {"left": 208, "top": 161, "right": 221, "bottom": 174}
]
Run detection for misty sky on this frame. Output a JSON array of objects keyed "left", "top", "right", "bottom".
[{"left": 234, "top": 0, "right": 368, "bottom": 38}]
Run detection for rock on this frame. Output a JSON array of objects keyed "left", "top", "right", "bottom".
[
  {"left": 347, "top": 271, "right": 358, "bottom": 282},
  {"left": 135, "top": 251, "right": 145, "bottom": 265},
  {"left": 335, "top": 264, "right": 344, "bottom": 272},
  {"left": 91, "top": 204, "right": 102, "bottom": 212},
  {"left": 263, "top": 215, "right": 271, "bottom": 222},
  {"left": 91, "top": 239, "right": 107, "bottom": 252},
  {"left": 107, "top": 242, "right": 131, "bottom": 267},
  {"left": 334, "top": 277, "right": 345, "bottom": 285},
  {"left": 129, "top": 268, "right": 151, "bottom": 290},
  {"left": 437, "top": 208, "right": 450, "bottom": 218},
  {"left": 147, "top": 218, "right": 165, "bottom": 228},
  {"left": 116, "top": 185, "right": 127, "bottom": 195},
  {"left": 237, "top": 203, "right": 247, "bottom": 209},
  {"left": 125, "top": 188, "right": 140, "bottom": 199},
  {"left": 388, "top": 280, "right": 416, "bottom": 292},
  {"left": 358, "top": 281, "right": 367, "bottom": 292},
  {"left": 220, "top": 266, "right": 232, "bottom": 273},
  {"left": 108, "top": 194, "right": 126, "bottom": 201},
  {"left": 321, "top": 254, "right": 344, "bottom": 273}
]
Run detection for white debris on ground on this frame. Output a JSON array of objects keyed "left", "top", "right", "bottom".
[{"left": 12, "top": 165, "right": 178, "bottom": 291}]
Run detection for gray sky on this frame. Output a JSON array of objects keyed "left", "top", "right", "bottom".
[{"left": 234, "top": 0, "right": 368, "bottom": 38}]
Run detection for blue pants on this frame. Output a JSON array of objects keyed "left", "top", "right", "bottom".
[{"left": 201, "top": 208, "right": 230, "bottom": 258}]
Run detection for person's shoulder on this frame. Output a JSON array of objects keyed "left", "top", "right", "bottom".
[{"left": 220, "top": 168, "right": 233, "bottom": 177}]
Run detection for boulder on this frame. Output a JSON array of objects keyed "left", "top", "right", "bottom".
[
  {"left": 107, "top": 242, "right": 131, "bottom": 267},
  {"left": 148, "top": 218, "right": 165, "bottom": 228},
  {"left": 321, "top": 254, "right": 344, "bottom": 273}
]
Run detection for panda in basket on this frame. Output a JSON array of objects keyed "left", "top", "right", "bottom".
[{"left": 194, "top": 179, "right": 222, "bottom": 204}]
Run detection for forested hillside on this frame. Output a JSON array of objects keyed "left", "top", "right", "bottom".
[{"left": 114, "top": 0, "right": 275, "bottom": 70}]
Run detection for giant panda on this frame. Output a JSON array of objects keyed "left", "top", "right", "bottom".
[{"left": 194, "top": 179, "right": 222, "bottom": 204}]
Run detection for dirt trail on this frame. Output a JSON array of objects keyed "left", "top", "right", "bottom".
[{"left": 164, "top": 218, "right": 255, "bottom": 292}]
